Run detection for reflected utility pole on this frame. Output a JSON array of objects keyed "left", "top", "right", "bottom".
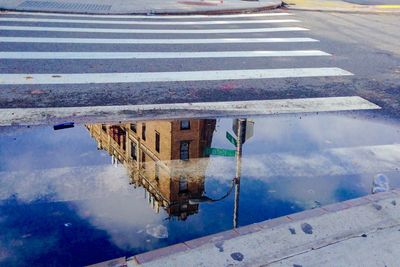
[{"left": 233, "top": 118, "right": 246, "bottom": 229}]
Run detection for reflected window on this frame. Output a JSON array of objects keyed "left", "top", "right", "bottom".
[
  {"left": 142, "top": 123, "right": 146, "bottom": 141},
  {"left": 121, "top": 130, "right": 126, "bottom": 151},
  {"left": 131, "top": 142, "right": 137, "bottom": 161},
  {"left": 180, "top": 141, "right": 189, "bottom": 160},
  {"left": 155, "top": 132, "right": 160, "bottom": 153},
  {"left": 142, "top": 151, "right": 146, "bottom": 169},
  {"left": 155, "top": 164, "right": 160, "bottom": 181},
  {"left": 180, "top": 213, "right": 188, "bottom": 221},
  {"left": 130, "top": 123, "right": 137, "bottom": 133},
  {"left": 180, "top": 120, "right": 190, "bottom": 130},
  {"left": 179, "top": 176, "right": 188, "bottom": 192}
]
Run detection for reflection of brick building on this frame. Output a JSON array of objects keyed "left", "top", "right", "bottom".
[{"left": 86, "top": 119, "right": 216, "bottom": 220}]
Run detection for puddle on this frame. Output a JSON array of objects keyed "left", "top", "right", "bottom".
[{"left": 1, "top": 111, "right": 400, "bottom": 266}]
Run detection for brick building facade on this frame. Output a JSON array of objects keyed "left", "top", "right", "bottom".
[{"left": 86, "top": 119, "right": 216, "bottom": 220}]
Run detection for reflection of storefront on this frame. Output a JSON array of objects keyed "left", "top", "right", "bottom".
[{"left": 86, "top": 119, "right": 216, "bottom": 220}]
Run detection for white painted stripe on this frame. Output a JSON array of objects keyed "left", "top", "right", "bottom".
[
  {"left": 0, "top": 17, "right": 300, "bottom": 25},
  {"left": 0, "top": 97, "right": 379, "bottom": 126},
  {"left": 0, "top": 36, "right": 319, "bottom": 44},
  {"left": 0, "top": 25, "right": 309, "bottom": 34},
  {"left": 2, "top": 11, "right": 293, "bottom": 19},
  {"left": 0, "top": 68, "right": 353, "bottom": 85},
  {"left": 0, "top": 50, "right": 331, "bottom": 59}
]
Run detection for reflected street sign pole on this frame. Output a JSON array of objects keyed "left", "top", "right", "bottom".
[{"left": 233, "top": 118, "right": 246, "bottom": 229}]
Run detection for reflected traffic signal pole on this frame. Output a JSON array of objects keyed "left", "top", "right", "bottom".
[{"left": 233, "top": 118, "right": 246, "bottom": 229}]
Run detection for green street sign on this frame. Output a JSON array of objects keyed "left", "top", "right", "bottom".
[
  {"left": 226, "top": 131, "right": 237, "bottom": 147},
  {"left": 204, "top": 147, "right": 236, "bottom": 157}
]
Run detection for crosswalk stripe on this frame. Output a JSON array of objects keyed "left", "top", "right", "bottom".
[
  {"left": 1, "top": 11, "right": 294, "bottom": 19},
  {"left": 0, "top": 25, "right": 309, "bottom": 34},
  {"left": 0, "top": 50, "right": 331, "bottom": 59},
  {"left": 0, "top": 97, "right": 379, "bottom": 126},
  {"left": 0, "top": 17, "right": 300, "bottom": 25},
  {"left": 0, "top": 68, "right": 353, "bottom": 85},
  {"left": 0, "top": 36, "right": 319, "bottom": 44}
]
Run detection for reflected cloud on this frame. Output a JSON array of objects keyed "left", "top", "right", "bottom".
[
  {"left": 0, "top": 165, "right": 129, "bottom": 202},
  {"left": 146, "top": 224, "right": 168, "bottom": 239},
  {"left": 75, "top": 194, "right": 164, "bottom": 250}
]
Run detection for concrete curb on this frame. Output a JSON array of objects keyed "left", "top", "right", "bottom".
[
  {"left": 125, "top": 189, "right": 400, "bottom": 266},
  {"left": 0, "top": 2, "right": 282, "bottom": 15}
]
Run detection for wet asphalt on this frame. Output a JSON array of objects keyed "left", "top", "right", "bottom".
[{"left": 0, "top": 10, "right": 399, "bottom": 119}]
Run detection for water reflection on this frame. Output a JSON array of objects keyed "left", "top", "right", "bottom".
[
  {"left": 86, "top": 119, "right": 217, "bottom": 220},
  {"left": 86, "top": 118, "right": 254, "bottom": 228},
  {"left": 1, "top": 113, "right": 400, "bottom": 266}
]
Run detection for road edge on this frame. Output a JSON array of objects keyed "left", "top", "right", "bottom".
[{"left": 0, "top": 2, "right": 283, "bottom": 15}]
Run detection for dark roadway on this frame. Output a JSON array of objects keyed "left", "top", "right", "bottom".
[{"left": 0, "top": 10, "right": 399, "bottom": 118}]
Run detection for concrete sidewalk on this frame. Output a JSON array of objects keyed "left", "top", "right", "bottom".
[
  {"left": 0, "top": 0, "right": 282, "bottom": 14},
  {"left": 118, "top": 190, "right": 400, "bottom": 266},
  {"left": 283, "top": 0, "right": 400, "bottom": 13}
]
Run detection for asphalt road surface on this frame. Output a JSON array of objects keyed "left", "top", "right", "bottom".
[{"left": 0, "top": 10, "right": 399, "bottom": 119}]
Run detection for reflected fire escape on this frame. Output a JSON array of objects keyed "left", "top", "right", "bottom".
[{"left": 86, "top": 119, "right": 216, "bottom": 221}]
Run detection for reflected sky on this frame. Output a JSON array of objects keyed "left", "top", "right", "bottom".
[{"left": 1, "top": 112, "right": 400, "bottom": 266}]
